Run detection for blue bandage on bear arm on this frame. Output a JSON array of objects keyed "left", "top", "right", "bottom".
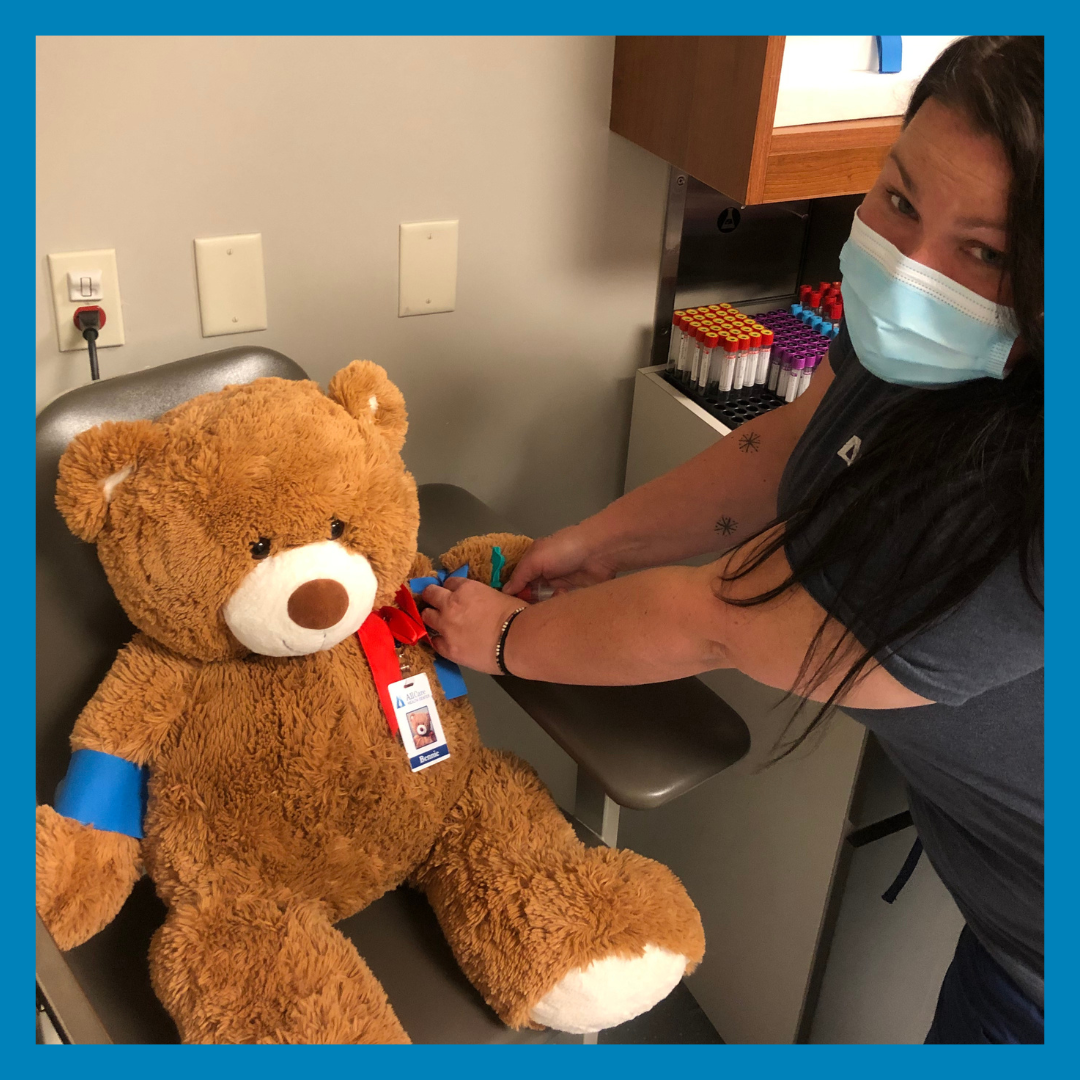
[{"left": 53, "top": 749, "right": 149, "bottom": 840}]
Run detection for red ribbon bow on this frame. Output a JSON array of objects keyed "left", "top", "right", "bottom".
[{"left": 356, "top": 585, "right": 431, "bottom": 737}]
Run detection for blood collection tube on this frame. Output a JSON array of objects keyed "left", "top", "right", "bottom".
[
  {"left": 777, "top": 349, "right": 794, "bottom": 399},
  {"left": 515, "top": 580, "right": 556, "bottom": 603},
  {"left": 676, "top": 320, "right": 701, "bottom": 383},
  {"left": 742, "top": 333, "right": 759, "bottom": 389},
  {"left": 699, "top": 330, "right": 721, "bottom": 394},
  {"left": 785, "top": 356, "right": 804, "bottom": 403},
  {"left": 746, "top": 331, "right": 762, "bottom": 386},
  {"left": 717, "top": 336, "right": 738, "bottom": 399},
  {"left": 797, "top": 355, "right": 814, "bottom": 397},
  {"left": 667, "top": 311, "right": 686, "bottom": 372},
  {"left": 689, "top": 325, "right": 708, "bottom": 386},
  {"left": 756, "top": 328, "right": 773, "bottom": 385},
  {"left": 768, "top": 345, "right": 784, "bottom": 393},
  {"left": 729, "top": 335, "right": 746, "bottom": 396},
  {"left": 673, "top": 320, "right": 690, "bottom": 381}
]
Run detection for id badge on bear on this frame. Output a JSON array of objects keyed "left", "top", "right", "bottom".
[{"left": 387, "top": 673, "right": 451, "bottom": 772}]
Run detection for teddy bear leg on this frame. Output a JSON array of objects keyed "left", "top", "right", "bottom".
[
  {"left": 409, "top": 748, "right": 705, "bottom": 1034},
  {"left": 148, "top": 890, "right": 410, "bottom": 1044}
]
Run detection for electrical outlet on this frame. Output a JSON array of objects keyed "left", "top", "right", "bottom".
[{"left": 47, "top": 249, "right": 126, "bottom": 352}]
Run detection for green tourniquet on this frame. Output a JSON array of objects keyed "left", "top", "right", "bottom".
[{"left": 490, "top": 546, "right": 505, "bottom": 590}]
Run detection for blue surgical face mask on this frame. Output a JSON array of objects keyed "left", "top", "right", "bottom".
[{"left": 838, "top": 211, "right": 1017, "bottom": 386}]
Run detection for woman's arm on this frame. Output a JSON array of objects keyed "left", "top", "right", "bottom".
[
  {"left": 502, "top": 358, "right": 835, "bottom": 595},
  {"left": 423, "top": 527, "right": 932, "bottom": 711}
]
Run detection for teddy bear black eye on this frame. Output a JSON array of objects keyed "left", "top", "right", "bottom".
[
  {"left": 250, "top": 537, "right": 272, "bottom": 560},
  {"left": 330, "top": 519, "right": 346, "bottom": 540}
]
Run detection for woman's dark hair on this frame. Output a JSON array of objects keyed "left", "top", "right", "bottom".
[{"left": 726, "top": 36, "right": 1044, "bottom": 759}]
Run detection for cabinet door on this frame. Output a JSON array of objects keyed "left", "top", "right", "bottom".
[
  {"left": 611, "top": 36, "right": 902, "bottom": 205},
  {"left": 611, "top": 36, "right": 785, "bottom": 206}
]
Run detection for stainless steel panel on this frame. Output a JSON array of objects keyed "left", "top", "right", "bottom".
[
  {"left": 651, "top": 167, "right": 690, "bottom": 365},
  {"left": 674, "top": 178, "right": 809, "bottom": 310}
]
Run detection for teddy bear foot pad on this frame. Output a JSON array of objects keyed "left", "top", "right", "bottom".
[{"left": 528, "top": 944, "right": 687, "bottom": 1034}]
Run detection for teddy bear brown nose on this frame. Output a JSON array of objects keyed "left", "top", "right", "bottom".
[{"left": 287, "top": 579, "right": 350, "bottom": 630}]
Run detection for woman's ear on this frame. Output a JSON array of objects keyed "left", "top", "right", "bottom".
[
  {"left": 328, "top": 360, "right": 408, "bottom": 454},
  {"left": 55, "top": 419, "right": 165, "bottom": 542}
]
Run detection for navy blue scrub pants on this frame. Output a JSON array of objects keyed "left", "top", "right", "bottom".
[{"left": 925, "top": 925, "right": 1043, "bottom": 1044}]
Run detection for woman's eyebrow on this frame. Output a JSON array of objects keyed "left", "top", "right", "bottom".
[
  {"left": 956, "top": 213, "right": 1007, "bottom": 230},
  {"left": 888, "top": 150, "right": 917, "bottom": 195}
]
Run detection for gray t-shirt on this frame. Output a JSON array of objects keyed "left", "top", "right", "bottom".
[{"left": 777, "top": 322, "right": 1044, "bottom": 1007}]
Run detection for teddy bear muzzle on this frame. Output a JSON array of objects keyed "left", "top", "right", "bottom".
[{"left": 222, "top": 539, "right": 379, "bottom": 657}]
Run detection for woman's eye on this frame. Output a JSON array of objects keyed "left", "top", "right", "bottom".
[
  {"left": 972, "top": 244, "right": 1005, "bottom": 268},
  {"left": 888, "top": 191, "right": 917, "bottom": 218},
  {"left": 250, "top": 537, "right": 272, "bottom": 560},
  {"left": 330, "top": 519, "right": 346, "bottom": 540}
]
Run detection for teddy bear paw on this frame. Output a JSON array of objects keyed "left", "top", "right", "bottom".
[{"left": 528, "top": 944, "right": 687, "bottom": 1034}]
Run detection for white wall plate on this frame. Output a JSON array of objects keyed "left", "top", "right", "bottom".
[
  {"left": 194, "top": 233, "right": 268, "bottom": 337},
  {"left": 398, "top": 220, "right": 458, "bottom": 317}
]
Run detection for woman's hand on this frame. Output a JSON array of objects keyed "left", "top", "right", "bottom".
[
  {"left": 421, "top": 577, "right": 526, "bottom": 675},
  {"left": 500, "top": 525, "right": 620, "bottom": 598}
]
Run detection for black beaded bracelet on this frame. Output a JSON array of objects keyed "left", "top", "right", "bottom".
[{"left": 495, "top": 607, "right": 527, "bottom": 677}]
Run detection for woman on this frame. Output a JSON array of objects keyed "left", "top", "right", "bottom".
[{"left": 421, "top": 37, "right": 1043, "bottom": 1044}]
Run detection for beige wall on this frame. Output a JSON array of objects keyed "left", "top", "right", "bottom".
[{"left": 36, "top": 36, "right": 669, "bottom": 537}]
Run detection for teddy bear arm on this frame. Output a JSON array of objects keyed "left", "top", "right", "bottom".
[
  {"left": 36, "top": 804, "right": 142, "bottom": 950},
  {"left": 69, "top": 633, "right": 196, "bottom": 763},
  {"left": 38, "top": 635, "right": 194, "bottom": 950},
  {"left": 439, "top": 533, "right": 534, "bottom": 590},
  {"left": 409, "top": 747, "right": 705, "bottom": 1033}
]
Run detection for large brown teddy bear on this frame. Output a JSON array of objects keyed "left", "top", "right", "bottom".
[{"left": 36, "top": 361, "right": 705, "bottom": 1044}]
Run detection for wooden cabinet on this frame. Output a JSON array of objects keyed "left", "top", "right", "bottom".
[{"left": 610, "top": 36, "right": 902, "bottom": 205}]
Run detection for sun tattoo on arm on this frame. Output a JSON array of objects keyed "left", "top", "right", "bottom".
[
  {"left": 738, "top": 430, "right": 761, "bottom": 453},
  {"left": 715, "top": 516, "right": 738, "bottom": 536}
]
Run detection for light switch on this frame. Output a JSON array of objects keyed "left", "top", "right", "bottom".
[
  {"left": 48, "top": 249, "right": 126, "bottom": 352},
  {"left": 67, "top": 269, "right": 103, "bottom": 302},
  {"left": 398, "top": 221, "right": 458, "bottom": 317},
  {"left": 194, "top": 234, "right": 267, "bottom": 337}
]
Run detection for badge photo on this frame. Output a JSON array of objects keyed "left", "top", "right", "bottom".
[{"left": 389, "top": 673, "right": 451, "bottom": 772}]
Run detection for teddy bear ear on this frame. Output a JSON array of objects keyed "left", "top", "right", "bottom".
[
  {"left": 55, "top": 419, "right": 165, "bottom": 543},
  {"left": 328, "top": 360, "right": 408, "bottom": 454}
]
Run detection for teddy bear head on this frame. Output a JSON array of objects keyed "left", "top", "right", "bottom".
[{"left": 55, "top": 361, "right": 420, "bottom": 663}]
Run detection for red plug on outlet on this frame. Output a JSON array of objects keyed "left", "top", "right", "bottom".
[
  {"left": 73, "top": 305, "right": 106, "bottom": 331},
  {"left": 73, "top": 305, "right": 106, "bottom": 381}
]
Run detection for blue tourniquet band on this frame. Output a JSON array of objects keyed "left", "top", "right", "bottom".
[
  {"left": 409, "top": 563, "right": 469, "bottom": 699},
  {"left": 54, "top": 748, "right": 149, "bottom": 839}
]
